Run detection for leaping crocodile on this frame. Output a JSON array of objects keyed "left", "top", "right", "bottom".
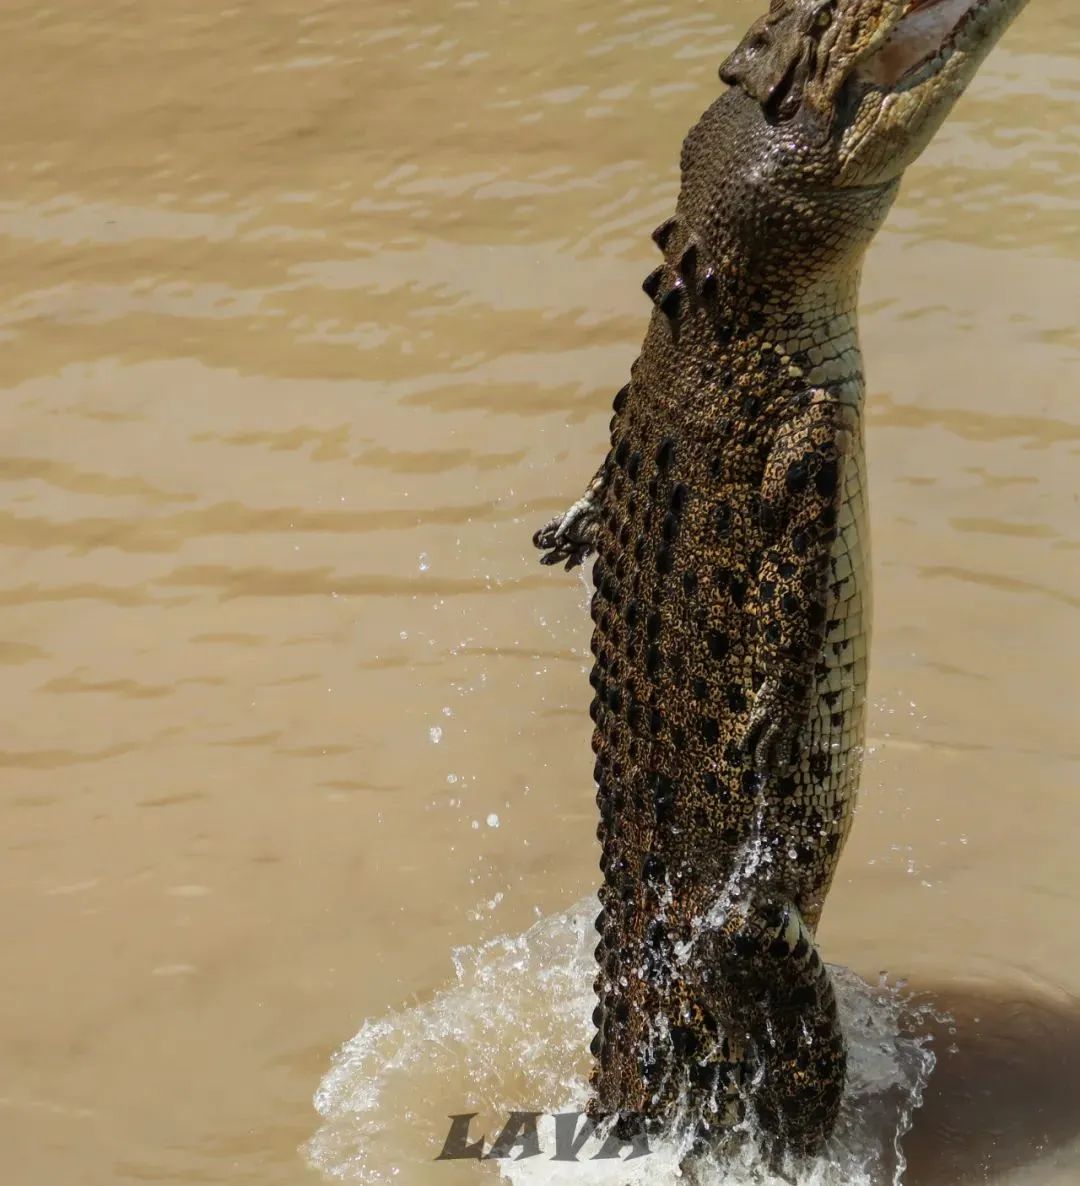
[{"left": 532, "top": 0, "right": 1031, "bottom": 1163}]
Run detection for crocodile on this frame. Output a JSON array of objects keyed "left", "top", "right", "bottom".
[{"left": 532, "top": 0, "right": 1031, "bottom": 1163}]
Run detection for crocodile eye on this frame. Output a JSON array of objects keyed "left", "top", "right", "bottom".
[{"left": 815, "top": 5, "right": 834, "bottom": 29}]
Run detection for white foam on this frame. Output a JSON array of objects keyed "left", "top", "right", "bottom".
[{"left": 305, "top": 899, "right": 938, "bottom": 1186}]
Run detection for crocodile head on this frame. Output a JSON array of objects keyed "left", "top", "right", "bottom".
[{"left": 720, "top": 0, "right": 1030, "bottom": 187}]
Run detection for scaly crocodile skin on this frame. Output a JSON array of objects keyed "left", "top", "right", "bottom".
[{"left": 533, "top": 0, "right": 1030, "bottom": 1162}]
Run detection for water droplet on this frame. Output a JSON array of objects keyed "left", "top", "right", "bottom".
[
  {"left": 429, "top": 726, "right": 443, "bottom": 745},
  {"left": 486, "top": 813, "right": 500, "bottom": 829},
  {"left": 418, "top": 552, "right": 430, "bottom": 572}
]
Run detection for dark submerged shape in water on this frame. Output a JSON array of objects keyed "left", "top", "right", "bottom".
[{"left": 533, "top": 0, "right": 1031, "bottom": 1164}]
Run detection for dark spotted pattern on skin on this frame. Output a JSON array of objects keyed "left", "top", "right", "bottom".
[
  {"left": 532, "top": 0, "right": 1031, "bottom": 1163},
  {"left": 582, "top": 262, "right": 866, "bottom": 1153},
  {"left": 564, "top": 84, "right": 880, "bottom": 1140}
]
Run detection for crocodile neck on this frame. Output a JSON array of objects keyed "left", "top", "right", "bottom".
[
  {"left": 667, "top": 88, "right": 901, "bottom": 411},
  {"left": 734, "top": 281, "right": 867, "bottom": 406}
]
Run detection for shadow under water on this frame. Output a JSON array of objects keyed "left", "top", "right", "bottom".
[{"left": 902, "top": 981, "right": 1080, "bottom": 1186}]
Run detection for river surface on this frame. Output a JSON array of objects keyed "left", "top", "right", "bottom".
[{"left": 1, "top": 2, "right": 1077, "bottom": 1185}]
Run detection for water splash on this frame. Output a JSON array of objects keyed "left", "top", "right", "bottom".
[{"left": 305, "top": 899, "right": 937, "bottom": 1186}]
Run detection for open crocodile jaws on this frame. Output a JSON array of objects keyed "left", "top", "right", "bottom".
[{"left": 532, "top": 0, "right": 1030, "bottom": 1164}]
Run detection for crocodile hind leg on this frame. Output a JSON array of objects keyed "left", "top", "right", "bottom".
[{"left": 686, "top": 891, "right": 846, "bottom": 1162}]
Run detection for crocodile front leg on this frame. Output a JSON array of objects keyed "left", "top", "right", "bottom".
[
  {"left": 532, "top": 460, "right": 608, "bottom": 570},
  {"left": 533, "top": 379, "right": 636, "bottom": 570}
]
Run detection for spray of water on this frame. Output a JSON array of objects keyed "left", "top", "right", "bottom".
[{"left": 305, "top": 899, "right": 937, "bottom": 1186}]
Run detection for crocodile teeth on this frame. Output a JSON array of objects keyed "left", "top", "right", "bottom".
[
  {"left": 651, "top": 216, "right": 679, "bottom": 252},
  {"left": 643, "top": 266, "right": 665, "bottom": 303},
  {"left": 659, "top": 280, "right": 685, "bottom": 321}
]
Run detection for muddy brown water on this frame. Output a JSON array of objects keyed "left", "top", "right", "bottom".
[{"left": 0, "top": 1, "right": 1076, "bottom": 1184}]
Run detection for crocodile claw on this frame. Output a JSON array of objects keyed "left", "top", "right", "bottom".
[
  {"left": 741, "top": 678, "right": 807, "bottom": 774},
  {"left": 533, "top": 493, "right": 599, "bottom": 571}
]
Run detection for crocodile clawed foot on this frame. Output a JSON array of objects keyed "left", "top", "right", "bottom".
[
  {"left": 741, "top": 679, "right": 806, "bottom": 774},
  {"left": 532, "top": 493, "right": 600, "bottom": 571}
]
